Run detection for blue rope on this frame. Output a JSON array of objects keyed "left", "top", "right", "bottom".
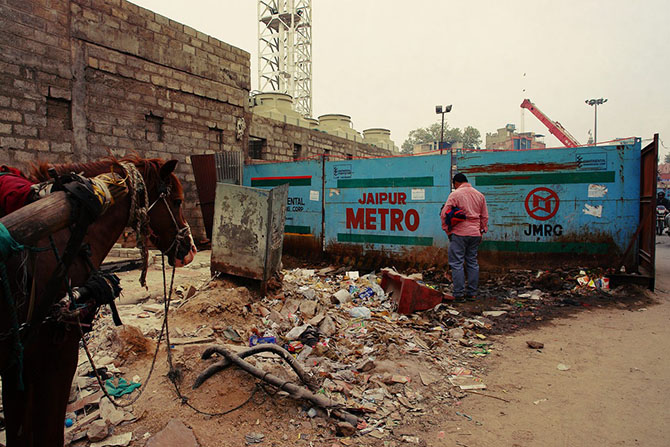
[
  {"left": 0, "top": 223, "right": 25, "bottom": 390},
  {"left": 0, "top": 222, "right": 24, "bottom": 261}
]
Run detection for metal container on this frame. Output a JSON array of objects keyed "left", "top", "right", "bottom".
[{"left": 211, "top": 183, "right": 288, "bottom": 283}]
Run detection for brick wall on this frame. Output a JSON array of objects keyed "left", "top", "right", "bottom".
[
  {"left": 0, "top": 0, "right": 250, "bottom": 241},
  {"left": 0, "top": 0, "right": 390, "bottom": 242},
  {"left": 248, "top": 115, "right": 391, "bottom": 162}
]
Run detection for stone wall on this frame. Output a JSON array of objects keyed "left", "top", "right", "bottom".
[
  {"left": 0, "top": 0, "right": 390, "bottom": 242},
  {"left": 248, "top": 115, "right": 391, "bottom": 162}
]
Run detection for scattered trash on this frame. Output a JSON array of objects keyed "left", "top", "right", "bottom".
[
  {"left": 448, "top": 376, "right": 487, "bottom": 390},
  {"left": 104, "top": 377, "right": 141, "bottom": 397},
  {"left": 557, "top": 363, "right": 571, "bottom": 371},
  {"left": 249, "top": 335, "right": 277, "bottom": 347},
  {"left": 348, "top": 306, "right": 372, "bottom": 319},
  {"left": 533, "top": 398, "right": 548, "bottom": 405}
]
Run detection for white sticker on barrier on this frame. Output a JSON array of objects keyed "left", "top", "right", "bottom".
[
  {"left": 588, "top": 184, "right": 608, "bottom": 198},
  {"left": 411, "top": 188, "right": 425, "bottom": 201},
  {"left": 582, "top": 204, "right": 603, "bottom": 218},
  {"left": 310, "top": 190, "right": 319, "bottom": 201}
]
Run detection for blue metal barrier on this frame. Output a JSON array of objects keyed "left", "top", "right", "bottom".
[{"left": 324, "top": 155, "right": 452, "bottom": 256}]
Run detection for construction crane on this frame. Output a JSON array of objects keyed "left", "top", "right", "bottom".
[{"left": 520, "top": 99, "right": 580, "bottom": 148}]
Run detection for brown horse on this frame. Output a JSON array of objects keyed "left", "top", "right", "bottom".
[{"left": 0, "top": 156, "right": 196, "bottom": 446}]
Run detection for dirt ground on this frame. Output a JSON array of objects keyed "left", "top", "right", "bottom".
[{"left": 53, "top": 242, "right": 670, "bottom": 447}]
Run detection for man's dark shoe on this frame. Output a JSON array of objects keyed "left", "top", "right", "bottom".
[
  {"left": 454, "top": 296, "right": 466, "bottom": 303},
  {"left": 465, "top": 295, "right": 476, "bottom": 302}
]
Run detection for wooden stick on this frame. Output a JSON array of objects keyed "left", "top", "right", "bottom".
[
  {"left": 213, "top": 346, "right": 361, "bottom": 426},
  {"left": 465, "top": 390, "right": 510, "bottom": 403}
]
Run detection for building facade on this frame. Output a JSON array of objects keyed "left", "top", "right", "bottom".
[{"left": 485, "top": 124, "right": 546, "bottom": 150}]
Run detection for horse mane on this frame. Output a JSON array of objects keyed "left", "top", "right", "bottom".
[{"left": 29, "top": 154, "right": 184, "bottom": 198}]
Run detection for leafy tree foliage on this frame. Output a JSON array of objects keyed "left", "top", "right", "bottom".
[{"left": 401, "top": 122, "right": 481, "bottom": 153}]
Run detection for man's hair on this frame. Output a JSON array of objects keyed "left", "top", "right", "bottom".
[
  {"left": 659, "top": 191, "right": 665, "bottom": 197},
  {"left": 453, "top": 173, "right": 468, "bottom": 185}
]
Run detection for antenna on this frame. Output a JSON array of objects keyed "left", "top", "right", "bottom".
[{"left": 258, "top": 0, "right": 313, "bottom": 117}]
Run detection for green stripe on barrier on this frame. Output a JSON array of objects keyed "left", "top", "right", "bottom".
[
  {"left": 337, "top": 176, "right": 434, "bottom": 188},
  {"left": 480, "top": 240, "right": 610, "bottom": 254},
  {"left": 475, "top": 171, "right": 615, "bottom": 186},
  {"left": 285, "top": 225, "right": 311, "bottom": 234},
  {"left": 337, "top": 233, "right": 433, "bottom": 246},
  {"left": 251, "top": 177, "right": 312, "bottom": 187}
]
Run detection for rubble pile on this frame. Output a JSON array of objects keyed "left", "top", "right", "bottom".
[{"left": 43, "top": 258, "right": 645, "bottom": 446}]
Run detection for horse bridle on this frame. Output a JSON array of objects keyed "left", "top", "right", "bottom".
[{"left": 146, "top": 183, "right": 192, "bottom": 257}]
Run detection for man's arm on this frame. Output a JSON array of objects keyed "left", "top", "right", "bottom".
[{"left": 480, "top": 196, "right": 489, "bottom": 234}]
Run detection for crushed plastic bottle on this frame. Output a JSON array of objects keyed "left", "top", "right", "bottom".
[{"left": 349, "top": 306, "right": 372, "bottom": 319}]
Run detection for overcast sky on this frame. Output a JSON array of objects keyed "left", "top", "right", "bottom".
[{"left": 131, "top": 0, "right": 669, "bottom": 155}]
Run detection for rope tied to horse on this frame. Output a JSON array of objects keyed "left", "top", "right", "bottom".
[{"left": 120, "top": 162, "right": 150, "bottom": 287}]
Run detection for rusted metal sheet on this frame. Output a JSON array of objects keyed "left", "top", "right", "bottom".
[
  {"left": 211, "top": 183, "right": 288, "bottom": 282},
  {"left": 191, "top": 151, "right": 244, "bottom": 240},
  {"left": 637, "top": 134, "right": 658, "bottom": 288},
  {"left": 190, "top": 153, "right": 216, "bottom": 240}
]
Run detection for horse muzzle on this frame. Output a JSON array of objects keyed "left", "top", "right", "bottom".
[{"left": 172, "top": 230, "right": 197, "bottom": 267}]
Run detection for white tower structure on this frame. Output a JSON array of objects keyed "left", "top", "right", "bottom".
[{"left": 258, "top": 0, "right": 312, "bottom": 117}]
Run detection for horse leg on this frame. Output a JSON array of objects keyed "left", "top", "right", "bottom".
[
  {"left": 2, "top": 366, "right": 36, "bottom": 446},
  {"left": 28, "top": 328, "right": 81, "bottom": 447}
]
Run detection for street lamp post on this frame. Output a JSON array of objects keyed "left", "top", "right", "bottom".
[
  {"left": 435, "top": 104, "right": 452, "bottom": 154},
  {"left": 585, "top": 98, "right": 607, "bottom": 145}
]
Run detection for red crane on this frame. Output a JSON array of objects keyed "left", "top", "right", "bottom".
[{"left": 520, "top": 99, "right": 580, "bottom": 148}]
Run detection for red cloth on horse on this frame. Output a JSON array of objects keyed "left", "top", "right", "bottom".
[{"left": 0, "top": 166, "right": 35, "bottom": 217}]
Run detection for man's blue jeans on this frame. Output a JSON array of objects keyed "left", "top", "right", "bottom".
[{"left": 448, "top": 235, "right": 482, "bottom": 297}]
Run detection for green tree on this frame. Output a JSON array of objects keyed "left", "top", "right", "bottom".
[
  {"left": 401, "top": 121, "right": 481, "bottom": 153},
  {"left": 462, "top": 126, "right": 482, "bottom": 149}
]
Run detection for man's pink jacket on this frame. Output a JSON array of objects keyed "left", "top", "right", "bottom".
[{"left": 440, "top": 183, "right": 489, "bottom": 237}]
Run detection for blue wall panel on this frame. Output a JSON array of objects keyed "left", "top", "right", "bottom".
[
  {"left": 243, "top": 159, "right": 323, "bottom": 242},
  {"left": 324, "top": 155, "right": 452, "bottom": 253},
  {"left": 456, "top": 139, "right": 641, "bottom": 255}
]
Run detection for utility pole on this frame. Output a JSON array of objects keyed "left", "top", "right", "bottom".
[{"left": 585, "top": 98, "right": 607, "bottom": 145}]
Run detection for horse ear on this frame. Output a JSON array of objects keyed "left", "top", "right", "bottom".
[{"left": 160, "top": 159, "right": 178, "bottom": 179}]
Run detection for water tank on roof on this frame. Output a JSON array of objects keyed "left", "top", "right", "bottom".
[
  {"left": 363, "top": 128, "right": 397, "bottom": 152},
  {"left": 252, "top": 92, "right": 313, "bottom": 128},
  {"left": 317, "top": 114, "right": 362, "bottom": 142}
]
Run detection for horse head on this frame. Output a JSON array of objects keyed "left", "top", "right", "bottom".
[{"left": 136, "top": 159, "right": 197, "bottom": 267}]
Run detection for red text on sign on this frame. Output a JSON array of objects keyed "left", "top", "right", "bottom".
[
  {"left": 346, "top": 208, "right": 419, "bottom": 231},
  {"left": 358, "top": 192, "right": 407, "bottom": 205}
]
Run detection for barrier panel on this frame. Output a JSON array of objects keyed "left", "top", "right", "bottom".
[
  {"left": 240, "top": 139, "right": 645, "bottom": 270},
  {"left": 456, "top": 139, "right": 641, "bottom": 267},
  {"left": 324, "top": 155, "right": 452, "bottom": 265},
  {"left": 244, "top": 159, "right": 324, "bottom": 254}
]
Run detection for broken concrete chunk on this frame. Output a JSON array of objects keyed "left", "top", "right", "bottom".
[
  {"left": 526, "top": 340, "right": 544, "bottom": 349},
  {"left": 331, "top": 289, "right": 352, "bottom": 305},
  {"left": 318, "top": 315, "right": 337, "bottom": 336},
  {"left": 87, "top": 420, "right": 109, "bottom": 442},
  {"left": 355, "top": 359, "right": 376, "bottom": 372},
  {"left": 146, "top": 419, "right": 199, "bottom": 447},
  {"left": 100, "top": 398, "right": 127, "bottom": 426},
  {"left": 299, "top": 300, "right": 318, "bottom": 318},
  {"left": 448, "top": 327, "right": 465, "bottom": 339}
]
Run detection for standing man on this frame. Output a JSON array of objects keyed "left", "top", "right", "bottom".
[{"left": 440, "top": 173, "right": 488, "bottom": 302}]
